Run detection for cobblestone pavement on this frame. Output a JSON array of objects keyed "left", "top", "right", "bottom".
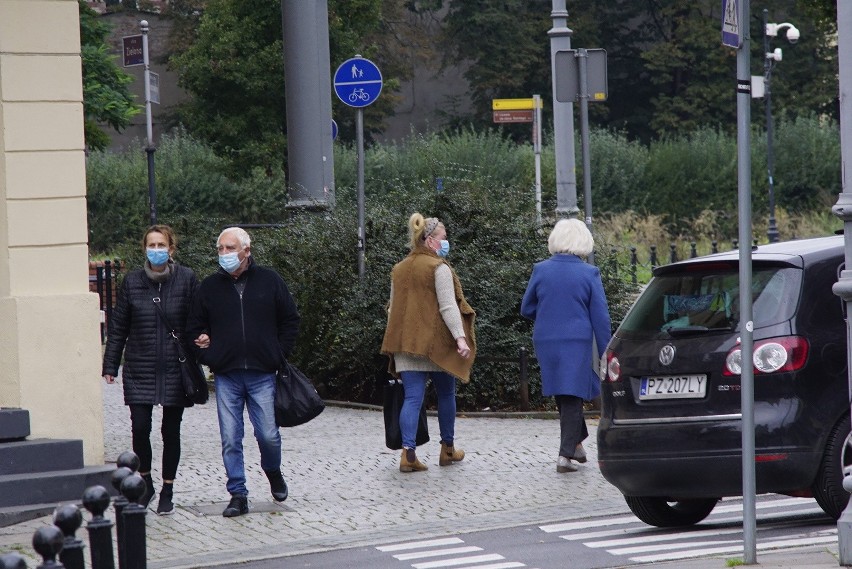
[{"left": 0, "top": 380, "right": 632, "bottom": 568}]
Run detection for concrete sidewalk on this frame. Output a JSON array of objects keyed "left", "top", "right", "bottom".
[{"left": 0, "top": 381, "right": 845, "bottom": 568}]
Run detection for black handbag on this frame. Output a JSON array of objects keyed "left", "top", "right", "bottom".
[
  {"left": 383, "top": 379, "right": 430, "bottom": 450},
  {"left": 149, "top": 290, "right": 208, "bottom": 405},
  {"left": 274, "top": 361, "right": 325, "bottom": 427}
]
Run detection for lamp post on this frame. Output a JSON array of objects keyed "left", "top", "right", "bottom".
[{"left": 763, "top": 10, "right": 800, "bottom": 243}]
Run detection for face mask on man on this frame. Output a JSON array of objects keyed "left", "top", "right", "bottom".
[
  {"left": 218, "top": 251, "right": 241, "bottom": 273},
  {"left": 436, "top": 239, "right": 450, "bottom": 258},
  {"left": 146, "top": 248, "right": 169, "bottom": 266}
]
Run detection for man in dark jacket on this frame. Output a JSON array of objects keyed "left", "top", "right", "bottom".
[{"left": 186, "top": 226, "right": 300, "bottom": 518}]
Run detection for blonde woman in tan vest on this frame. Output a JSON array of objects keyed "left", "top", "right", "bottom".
[{"left": 381, "top": 213, "right": 477, "bottom": 472}]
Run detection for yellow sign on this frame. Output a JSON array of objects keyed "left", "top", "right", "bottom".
[{"left": 492, "top": 98, "right": 542, "bottom": 110}]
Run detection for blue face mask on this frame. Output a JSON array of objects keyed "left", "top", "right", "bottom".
[
  {"left": 218, "top": 251, "right": 242, "bottom": 273},
  {"left": 437, "top": 239, "right": 450, "bottom": 258},
  {"left": 146, "top": 248, "right": 169, "bottom": 266}
]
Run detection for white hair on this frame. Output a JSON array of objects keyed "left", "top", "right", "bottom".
[
  {"left": 547, "top": 218, "right": 594, "bottom": 256},
  {"left": 217, "top": 226, "right": 251, "bottom": 249}
]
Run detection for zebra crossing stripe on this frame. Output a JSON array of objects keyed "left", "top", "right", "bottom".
[
  {"left": 393, "top": 546, "right": 483, "bottom": 560},
  {"left": 629, "top": 534, "right": 837, "bottom": 563},
  {"left": 377, "top": 538, "right": 465, "bottom": 552},
  {"left": 412, "top": 553, "right": 506, "bottom": 568}
]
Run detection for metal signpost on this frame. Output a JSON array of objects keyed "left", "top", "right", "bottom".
[
  {"left": 555, "top": 48, "right": 607, "bottom": 264},
  {"left": 491, "top": 97, "right": 544, "bottom": 224},
  {"left": 334, "top": 56, "right": 382, "bottom": 281},
  {"left": 834, "top": 3, "right": 852, "bottom": 564},
  {"left": 141, "top": 20, "right": 156, "bottom": 225},
  {"left": 723, "top": 0, "right": 757, "bottom": 563}
]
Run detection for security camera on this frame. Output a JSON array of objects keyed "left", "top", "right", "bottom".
[{"left": 785, "top": 26, "right": 800, "bottom": 44}]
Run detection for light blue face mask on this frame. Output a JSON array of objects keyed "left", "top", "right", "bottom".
[
  {"left": 146, "top": 248, "right": 169, "bottom": 266},
  {"left": 436, "top": 239, "right": 450, "bottom": 258},
  {"left": 218, "top": 251, "right": 241, "bottom": 273}
]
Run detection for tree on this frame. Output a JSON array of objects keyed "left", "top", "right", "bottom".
[
  {"left": 435, "top": 0, "right": 837, "bottom": 141},
  {"left": 79, "top": 0, "right": 141, "bottom": 151},
  {"left": 167, "top": 0, "right": 414, "bottom": 175}
]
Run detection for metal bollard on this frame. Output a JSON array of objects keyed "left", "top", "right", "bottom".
[
  {"left": 630, "top": 247, "right": 637, "bottom": 285},
  {"left": 519, "top": 347, "right": 530, "bottom": 411},
  {"left": 111, "top": 467, "right": 133, "bottom": 569},
  {"left": 32, "top": 525, "right": 64, "bottom": 569},
  {"left": 690, "top": 242, "right": 697, "bottom": 258},
  {"left": 669, "top": 243, "right": 677, "bottom": 263},
  {"left": 83, "top": 485, "right": 115, "bottom": 569},
  {"left": 649, "top": 245, "right": 658, "bottom": 269},
  {"left": 0, "top": 553, "right": 27, "bottom": 569},
  {"left": 120, "top": 474, "right": 147, "bottom": 569},
  {"left": 54, "top": 504, "right": 84, "bottom": 569}
]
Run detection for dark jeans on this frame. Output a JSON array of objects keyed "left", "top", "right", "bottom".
[
  {"left": 128, "top": 404, "right": 185, "bottom": 479},
  {"left": 555, "top": 395, "right": 588, "bottom": 459}
]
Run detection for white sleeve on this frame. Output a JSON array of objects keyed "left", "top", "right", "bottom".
[{"left": 435, "top": 264, "right": 465, "bottom": 339}]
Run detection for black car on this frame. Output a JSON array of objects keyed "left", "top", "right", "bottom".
[{"left": 597, "top": 235, "right": 850, "bottom": 527}]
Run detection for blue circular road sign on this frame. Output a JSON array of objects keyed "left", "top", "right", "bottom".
[
  {"left": 331, "top": 119, "right": 338, "bottom": 141},
  {"left": 334, "top": 57, "right": 382, "bottom": 108}
]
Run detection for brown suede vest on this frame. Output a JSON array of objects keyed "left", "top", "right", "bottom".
[{"left": 380, "top": 250, "right": 476, "bottom": 382}]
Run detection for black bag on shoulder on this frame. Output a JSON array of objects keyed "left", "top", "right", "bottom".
[
  {"left": 383, "top": 379, "right": 429, "bottom": 450},
  {"left": 274, "top": 361, "right": 325, "bottom": 427},
  {"left": 149, "top": 291, "right": 208, "bottom": 405}
]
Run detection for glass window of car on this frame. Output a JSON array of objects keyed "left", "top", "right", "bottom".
[{"left": 618, "top": 265, "right": 802, "bottom": 338}]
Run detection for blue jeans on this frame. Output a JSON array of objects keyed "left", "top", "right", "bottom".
[
  {"left": 400, "top": 371, "right": 457, "bottom": 449},
  {"left": 215, "top": 369, "right": 281, "bottom": 496}
]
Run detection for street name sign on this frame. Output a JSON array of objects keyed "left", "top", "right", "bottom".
[
  {"left": 493, "top": 110, "right": 534, "bottom": 123},
  {"left": 334, "top": 57, "right": 382, "bottom": 108},
  {"left": 150, "top": 72, "right": 160, "bottom": 104},
  {"left": 492, "top": 98, "right": 540, "bottom": 111},
  {"left": 122, "top": 35, "right": 143, "bottom": 67},
  {"left": 722, "top": 0, "right": 740, "bottom": 48}
]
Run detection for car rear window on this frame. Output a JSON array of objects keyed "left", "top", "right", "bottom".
[{"left": 618, "top": 265, "right": 802, "bottom": 337}]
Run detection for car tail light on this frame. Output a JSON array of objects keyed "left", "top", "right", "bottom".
[
  {"left": 723, "top": 336, "right": 809, "bottom": 376},
  {"left": 606, "top": 351, "right": 621, "bottom": 382}
]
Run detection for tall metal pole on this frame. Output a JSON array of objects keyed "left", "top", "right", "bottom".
[
  {"left": 533, "top": 94, "right": 542, "bottom": 225},
  {"left": 548, "top": 0, "right": 579, "bottom": 218},
  {"left": 736, "top": 0, "right": 756, "bottom": 563},
  {"left": 141, "top": 20, "right": 156, "bottom": 226},
  {"left": 763, "top": 9, "right": 779, "bottom": 243},
  {"left": 832, "top": 1, "right": 852, "bottom": 560},
  {"left": 356, "top": 107, "right": 365, "bottom": 280},
  {"left": 577, "top": 49, "right": 594, "bottom": 266},
  {"left": 281, "top": 0, "right": 335, "bottom": 208}
]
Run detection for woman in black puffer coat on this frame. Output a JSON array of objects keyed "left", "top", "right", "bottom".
[{"left": 102, "top": 225, "right": 199, "bottom": 515}]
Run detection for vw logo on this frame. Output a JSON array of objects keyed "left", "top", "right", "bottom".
[{"left": 659, "top": 344, "right": 676, "bottom": 366}]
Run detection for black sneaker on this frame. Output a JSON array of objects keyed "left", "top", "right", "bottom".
[
  {"left": 222, "top": 495, "right": 249, "bottom": 518},
  {"left": 264, "top": 469, "right": 289, "bottom": 502},
  {"left": 156, "top": 486, "right": 174, "bottom": 516}
]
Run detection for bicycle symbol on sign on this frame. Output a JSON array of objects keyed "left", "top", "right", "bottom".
[{"left": 348, "top": 88, "right": 371, "bottom": 103}]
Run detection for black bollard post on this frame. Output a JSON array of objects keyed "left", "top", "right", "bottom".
[
  {"left": 83, "top": 485, "right": 115, "bottom": 569},
  {"left": 32, "top": 525, "right": 64, "bottom": 568},
  {"left": 120, "top": 473, "right": 147, "bottom": 569},
  {"left": 0, "top": 553, "right": 27, "bottom": 569},
  {"left": 111, "top": 467, "right": 133, "bottom": 569},
  {"left": 54, "top": 504, "right": 84, "bottom": 569},
  {"left": 519, "top": 347, "right": 530, "bottom": 412}
]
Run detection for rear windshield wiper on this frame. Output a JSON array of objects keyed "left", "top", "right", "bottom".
[{"left": 664, "top": 325, "right": 734, "bottom": 336}]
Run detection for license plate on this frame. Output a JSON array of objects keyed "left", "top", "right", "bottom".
[{"left": 639, "top": 375, "right": 707, "bottom": 400}]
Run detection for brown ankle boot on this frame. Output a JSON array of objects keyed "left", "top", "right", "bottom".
[
  {"left": 399, "top": 449, "right": 428, "bottom": 472},
  {"left": 439, "top": 442, "right": 465, "bottom": 466}
]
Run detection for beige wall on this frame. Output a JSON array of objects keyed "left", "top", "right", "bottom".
[{"left": 0, "top": 0, "right": 105, "bottom": 464}]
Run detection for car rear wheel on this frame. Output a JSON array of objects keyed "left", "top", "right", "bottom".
[
  {"left": 812, "top": 414, "right": 852, "bottom": 520},
  {"left": 624, "top": 496, "right": 719, "bottom": 527}
]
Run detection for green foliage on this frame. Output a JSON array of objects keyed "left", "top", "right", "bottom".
[
  {"left": 86, "top": 130, "right": 289, "bottom": 252},
  {"left": 79, "top": 0, "right": 140, "bottom": 151},
  {"left": 434, "top": 0, "right": 837, "bottom": 142}
]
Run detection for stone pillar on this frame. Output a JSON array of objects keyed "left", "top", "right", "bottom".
[{"left": 0, "top": 0, "right": 104, "bottom": 464}]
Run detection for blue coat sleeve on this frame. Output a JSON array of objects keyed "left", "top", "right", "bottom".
[
  {"left": 520, "top": 266, "right": 539, "bottom": 320},
  {"left": 588, "top": 267, "right": 612, "bottom": 358}
]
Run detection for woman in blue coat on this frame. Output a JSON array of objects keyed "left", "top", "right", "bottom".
[{"left": 521, "top": 219, "right": 611, "bottom": 473}]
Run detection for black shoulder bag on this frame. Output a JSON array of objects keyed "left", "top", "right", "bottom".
[{"left": 149, "top": 288, "right": 209, "bottom": 405}]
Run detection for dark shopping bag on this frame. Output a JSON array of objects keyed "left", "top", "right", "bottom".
[
  {"left": 274, "top": 361, "right": 325, "bottom": 427},
  {"left": 383, "top": 379, "right": 429, "bottom": 450}
]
